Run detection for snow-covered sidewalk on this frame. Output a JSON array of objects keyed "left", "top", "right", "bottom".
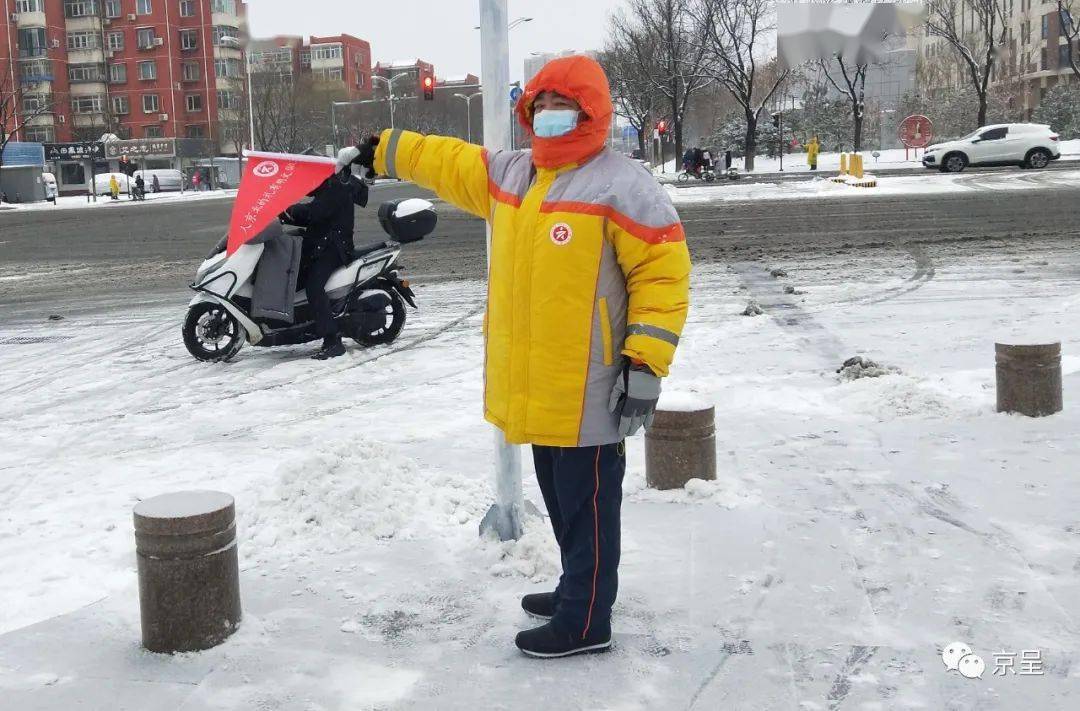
[
  {"left": 0, "top": 188, "right": 237, "bottom": 212},
  {"left": 2, "top": 242, "right": 1080, "bottom": 708}
]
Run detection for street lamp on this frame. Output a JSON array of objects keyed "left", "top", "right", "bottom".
[
  {"left": 454, "top": 91, "right": 483, "bottom": 143},
  {"left": 473, "top": 16, "right": 532, "bottom": 30},
  {"left": 370, "top": 71, "right": 413, "bottom": 131}
]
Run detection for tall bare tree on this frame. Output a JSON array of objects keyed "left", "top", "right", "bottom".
[
  {"left": 694, "top": 0, "right": 788, "bottom": 170},
  {"left": 1060, "top": 0, "right": 1080, "bottom": 79},
  {"left": 248, "top": 72, "right": 344, "bottom": 153},
  {"left": 0, "top": 61, "right": 57, "bottom": 171},
  {"left": 816, "top": 56, "right": 869, "bottom": 151},
  {"left": 925, "top": 0, "right": 1009, "bottom": 129},
  {"left": 600, "top": 30, "right": 660, "bottom": 160},
  {"left": 609, "top": 0, "right": 711, "bottom": 164}
]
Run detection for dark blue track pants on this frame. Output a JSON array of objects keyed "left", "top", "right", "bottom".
[{"left": 532, "top": 442, "right": 625, "bottom": 640}]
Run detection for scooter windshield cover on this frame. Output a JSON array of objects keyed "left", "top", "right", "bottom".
[{"left": 226, "top": 151, "right": 337, "bottom": 255}]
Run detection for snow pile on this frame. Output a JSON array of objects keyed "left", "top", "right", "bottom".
[
  {"left": 742, "top": 300, "right": 764, "bottom": 316},
  {"left": 836, "top": 356, "right": 900, "bottom": 381},
  {"left": 836, "top": 373, "right": 989, "bottom": 420},
  {"left": 624, "top": 471, "right": 763, "bottom": 509},
  {"left": 658, "top": 390, "right": 712, "bottom": 412},
  {"left": 477, "top": 521, "right": 561, "bottom": 583},
  {"left": 238, "top": 441, "right": 491, "bottom": 560}
]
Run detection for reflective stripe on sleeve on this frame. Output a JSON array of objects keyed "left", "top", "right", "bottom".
[
  {"left": 626, "top": 323, "right": 679, "bottom": 346},
  {"left": 384, "top": 129, "right": 404, "bottom": 178}
]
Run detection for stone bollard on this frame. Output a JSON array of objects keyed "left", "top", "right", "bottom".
[
  {"left": 995, "top": 342, "right": 1062, "bottom": 417},
  {"left": 645, "top": 396, "right": 716, "bottom": 490},
  {"left": 134, "top": 491, "right": 242, "bottom": 653}
]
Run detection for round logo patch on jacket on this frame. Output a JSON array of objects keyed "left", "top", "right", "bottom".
[{"left": 550, "top": 223, "right": 573, "bottom": 246}]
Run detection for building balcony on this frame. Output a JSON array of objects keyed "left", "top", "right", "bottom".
[
  {"left": 15, "top": 11, "right": 47, "bottom": 28},
  {"left": 18, "top": 47, "right": 49, "bottom": 59}
]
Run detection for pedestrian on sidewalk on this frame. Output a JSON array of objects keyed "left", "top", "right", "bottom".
[
  {"left": 109, "top": 174, "right": 120, "bottom": 201},
  {"left": 354, "top": 55, "right": 690, "bottom": 659},
  {"left": 807, "top": 136, "right": 820, "bottom": 171}
]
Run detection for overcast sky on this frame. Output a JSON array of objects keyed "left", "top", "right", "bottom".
[{"left": 246, "top": 0, "right": 625, "bottom": 84}]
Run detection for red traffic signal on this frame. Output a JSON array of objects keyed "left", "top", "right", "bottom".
[{"left": 423, "top": 75, "right": 434, "bottom": 101}]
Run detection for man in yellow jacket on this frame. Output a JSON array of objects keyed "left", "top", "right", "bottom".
[{"left": 356, "top": 55, "right": 690, "bottom": 658}]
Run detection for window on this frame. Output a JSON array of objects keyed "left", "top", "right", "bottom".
[
  {"left": 214, "top": 58, "right": 241, "bottom": 77},
  {"left": 180, "top": 29, "right": 198, "bottom": 50},
  {"left": 179, "top": 0, "right": 195, "bottom": 17},
  {"left": 212, "top": 25, "right": 239, "bottom": 46},
  {"left": 108, "top": 63, "right": 127, "bottom": 83},
  {"left": 1042, "top": 14, "right": 1050, "bottom": 39},
  {"left": 1060, "top": 43, "right": 1072, "bottom": 68},
  {"left": 17, "top": 28, "right": 46, "bottom": 58},
  {"left": 300, "top": 51, "right": 311, "bottom": 67},
  {"left": 15, "top": 0, "right": 45, "bottom": 12},
  {"left": 20, "top": 59, "right": 51, "bottom": 81},
  {"left": 1041, "top": 47, "right": 1048, "bottom": 69},
  {"left": 144, "top": 125, "right": 164, "bottom": 138},
  {"left": 61, "top": 163, "right": 86, "bottom": 186},
  {"left": 22, "top": 94, "right": 46, "bottom": 112},
  {"left": 68, "top": 64, "right": 103, "bottom": 82},
  {"left": 142, "top": 94, "right": 160, "bottom": 112},
  {"left": 211, "top": 0, "right": 236, "bottom": 13},
  {"left": 137, "top": 28, "right": 156, "bottom": 48},
  {"left": 182, "top": 61, "right": 201, "bottom": 81},
  {"left": 357, "top": 73, "right": 365, "bottom": 88},
  {"left": 71, "top": 95, "right": 104, "bottom": 114},
  {"left": 186, "top": 94, "right": 203, "bottom": 111},
  {"left": 111, "top": 95, "right": 130, "bottom": 114},
  {"left": 104, "top": 0, "right": 120, "bottom": 17},
  {"left": 312, "top": 44, "right": 342, "bottom": 61},
  {"left": 64, "top": 1, "right": 99, "bottom": 18},
  {"left": 107, "top": 32, "right": 124, "bottom": 51},
  {"left": 979, "top": 127, "right": 1008, "bottom": 141},
  {"left": 138, "top": 61, "right": 157, "bottom": 80},
  {"left": 67, "top": 32, "right": 100, "bottom": 50},
  {"left": 185, "top": 124, "right": 206, "bottom": 138},
  {"left": 24, "top": 125, "right": 55, "bottom": 143},
  {"left": 216, "top": 89, "right": 240, "bottom": 110},
  {"left": 137, "top": 0, "right": 152, "bottom": 14},
  {"left": 314, "top": 68, "right": 343, "bottom": 81}
]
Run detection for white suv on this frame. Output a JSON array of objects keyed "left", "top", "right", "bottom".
[{"left": 922, "top": 123, "right": 1060, "bottom": 172}]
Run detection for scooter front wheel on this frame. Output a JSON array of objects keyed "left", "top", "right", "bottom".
[{"left": 183, "top": 302, "right": 244, "bottom": 362}]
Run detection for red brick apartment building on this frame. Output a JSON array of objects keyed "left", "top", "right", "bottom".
[
  {"left": 1, "top": 0, "right": 246, "bottom": 150},
  {"left": 247, "top": 32, "right": 372, "bottom": 100},
  {"left": 373, "top": 58, "right": 435, "bottom": 96}
]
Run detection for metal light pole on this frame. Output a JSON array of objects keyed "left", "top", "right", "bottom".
[
  {"left": 454, "top": 91, "right": 483, "bottom": 143},
  {"left": 371, "top": 72, "right": 412, "bottom": 131},
  {"left": 478, "top": 0, "right": 524, "bottom": 543}
]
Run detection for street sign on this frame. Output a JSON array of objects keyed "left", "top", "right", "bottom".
[
  {"left": 43, "top": 141, "right": 105, "bottom": 161},
  {"left": 898, "top": 115, "right": 933, "bottom": 149},
  {"left": 104, "top": 138, "right": 177, "bottom": 159},
  {"left": 509, "top": 85, "right": 523, "bottom": 103}
]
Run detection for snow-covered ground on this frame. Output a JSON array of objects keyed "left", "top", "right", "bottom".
[
  {"left": 0, "top": 188, "right": 238, "bottom": 212},
  {"left": 654, "top": 139, "right": 1080, "bottom": 177},
  {"left": 2, "top": 240, "right": 1080, "bottom": 708},
  {"left": 668, "top": 167, "right": 1080, "bottom": 204}
]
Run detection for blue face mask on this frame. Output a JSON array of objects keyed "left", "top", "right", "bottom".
[{"left": 533, "top": 109, "right": 579, "bottom": 138}]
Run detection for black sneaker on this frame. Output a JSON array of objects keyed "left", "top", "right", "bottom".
[
  {"left": 514, "top": 622, "right": 611, "bottom": 659},
  {"left": 312, "top": 341, "right": 346, "bottom": 360},
  {"left": 521, "top": 592, "right": 555, "bottom": 620}
]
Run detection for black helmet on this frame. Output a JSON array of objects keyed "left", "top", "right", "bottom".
[{"left": 377, "top": 198, "right": 437, "bottom": 243}]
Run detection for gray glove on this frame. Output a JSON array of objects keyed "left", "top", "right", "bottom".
[{"left": 609, "top": 363, "right": 661, "bottom": 437}]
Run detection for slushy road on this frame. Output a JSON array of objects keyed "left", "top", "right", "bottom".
[{"left": 2, "top": 171, "right": 1078, "bottom": 324}]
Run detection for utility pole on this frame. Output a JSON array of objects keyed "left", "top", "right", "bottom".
[
  {"left": 371, "top": 72, "right": 412, "bottom": 132},
  {"left": 454, "top": 91, "right": 483, "bottom": 143},
  {"left": 478, "top": 0, "right": 524, "bottom": 542}
]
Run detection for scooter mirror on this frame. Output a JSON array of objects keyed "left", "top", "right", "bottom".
[{"left": 378, "top": 198, "right": 437, "bottom": 243}]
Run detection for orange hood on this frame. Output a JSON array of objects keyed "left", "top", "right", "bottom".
[{"left": 516, "top": 55, "right": 613, "bottom": 169}]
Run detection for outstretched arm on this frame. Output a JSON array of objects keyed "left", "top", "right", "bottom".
[{"left": 374, "top": 129, "right": 491, "bottom": 219}]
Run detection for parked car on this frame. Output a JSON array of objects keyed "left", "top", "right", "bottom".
[
  {"left": 922, "top": 123, "right": 1060, "bottom": 173},
  {"left": 92, "top": 169, "right": 183, "bottom": 195}
]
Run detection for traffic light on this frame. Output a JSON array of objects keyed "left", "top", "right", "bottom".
[
  {"left": 423, "top": 75, "right": 434, "bottom": 101},
  {"left": 657, "top": 119, "right": 668, "bottom": 135}
]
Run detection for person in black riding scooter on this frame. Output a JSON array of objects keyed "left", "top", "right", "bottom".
[{"left": 279, "top": 147, "right": 369, "bottom": 360}]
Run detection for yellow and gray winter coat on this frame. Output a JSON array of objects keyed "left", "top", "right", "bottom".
[{"left": 375, "top": 130, "right": 690, "bottom": 446}]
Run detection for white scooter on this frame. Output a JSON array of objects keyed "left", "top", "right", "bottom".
[{"left": 182, "top": 198, "right": 437, "bottom": 362}]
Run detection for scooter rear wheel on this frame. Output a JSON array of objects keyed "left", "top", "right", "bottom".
[
  {"left": 354, "top": 288, "right": 407, "bottom": 346},
  {"left": 183, "top": 302, "right": 244, "bottom": 362}
]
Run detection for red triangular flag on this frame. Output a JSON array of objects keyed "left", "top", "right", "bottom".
[{"left": 227, "top": 151, "right": 338, "bottom": 255}]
